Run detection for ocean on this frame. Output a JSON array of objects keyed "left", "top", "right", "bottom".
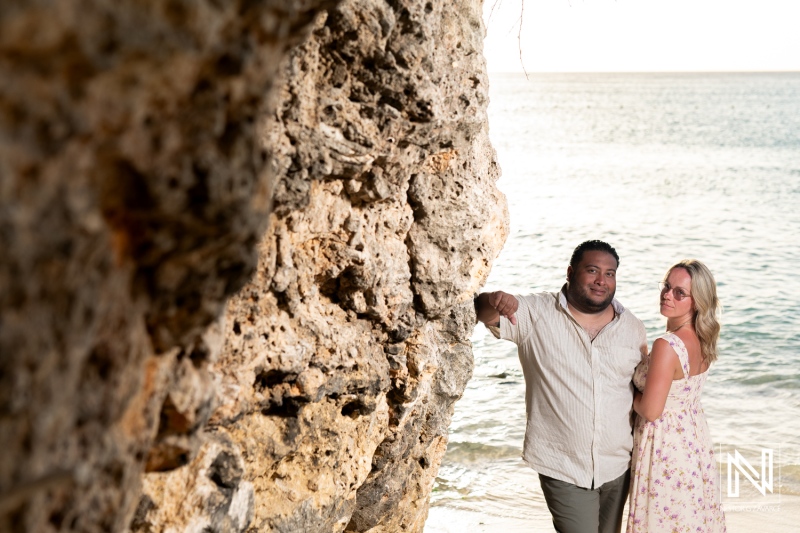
[{"left": 426, "top": 72, "right": 800, "bottom": 530}]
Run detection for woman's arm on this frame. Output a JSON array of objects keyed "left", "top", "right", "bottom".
[{"left": 633, "top": 338, "right": 682, "bottom": 422}]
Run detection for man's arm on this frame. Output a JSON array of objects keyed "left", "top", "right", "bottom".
[{"left": 474, "top": 291, "right": 518, "bottom": 326}]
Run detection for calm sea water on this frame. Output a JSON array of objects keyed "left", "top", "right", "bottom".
[{"left": 428, "top": 72, "right": 800, "bottom": 528}]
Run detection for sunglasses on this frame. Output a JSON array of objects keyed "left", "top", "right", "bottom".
[{"left": 659, "top": 281, "right": 691, "bottom": 301}]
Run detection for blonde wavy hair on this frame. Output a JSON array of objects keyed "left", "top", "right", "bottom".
[{"left": 666, "top": 259, "right": 721, "bottom": 365}]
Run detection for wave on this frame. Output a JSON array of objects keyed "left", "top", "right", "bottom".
[{"left": 443, "top": 441, "right": 521, "bottom": 463}]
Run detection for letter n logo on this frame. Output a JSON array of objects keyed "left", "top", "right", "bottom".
[{"left": 727, "top": 448, "right": 773, "bottom": 497}]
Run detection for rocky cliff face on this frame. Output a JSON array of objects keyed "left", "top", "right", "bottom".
[{"left": 0, "top": 1, "right": 507, "bottom": 532}]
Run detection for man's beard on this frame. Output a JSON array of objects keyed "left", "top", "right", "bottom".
[{"left": 567, "top": 283, "right": 615, "bottom": 313}]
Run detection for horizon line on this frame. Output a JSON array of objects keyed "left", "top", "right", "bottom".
[{"left": 486, "top": 69, "right": 800, "bottom": 75}]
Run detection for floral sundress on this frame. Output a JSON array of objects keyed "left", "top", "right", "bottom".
[{"left": 627, "top": 333, "right": 726, "bottom": 533}]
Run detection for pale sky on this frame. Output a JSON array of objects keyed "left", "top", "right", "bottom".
[{"left": 482, "top": 0, "right": 800, "bottom": 73}]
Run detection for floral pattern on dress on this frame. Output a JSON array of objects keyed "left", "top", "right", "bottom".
[{"left": 626, "top": 333, "right": 726, "bottom": 533}]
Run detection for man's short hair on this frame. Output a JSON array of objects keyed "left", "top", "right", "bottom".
[{"left": 569, "top": 240, "right": 620, "bottom": 269}]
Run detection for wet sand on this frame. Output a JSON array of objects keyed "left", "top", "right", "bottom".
[{"left": 425, "top": 495, "right": 800, "bottom": 532}]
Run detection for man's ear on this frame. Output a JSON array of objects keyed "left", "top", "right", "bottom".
[{"left": 566, "top": 266, "right": 573, "bottom": 282}]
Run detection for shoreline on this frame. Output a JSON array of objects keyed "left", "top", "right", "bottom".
[{"left": 424, "top": 494, "right": 800, "bottom": 532}]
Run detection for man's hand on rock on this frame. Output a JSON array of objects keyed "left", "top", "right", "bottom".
[
  {"left": 487, "top": 291, "right": 518, "bottom": 325},
  {"left": 474, "top": 291, "right": 518, "bottom": 326}
]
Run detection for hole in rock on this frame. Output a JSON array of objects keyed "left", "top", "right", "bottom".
[{"left": 254, "top": 369, "right": 296, "bottom": 390}]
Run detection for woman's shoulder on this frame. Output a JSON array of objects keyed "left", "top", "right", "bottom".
[
  {"left": 655, "top": 332, "right": 681, "bottom": 346},
  {"left": 670, "top": 328, "right": 700, "bottom": 351},
  {"left": 650, "top": 334, "right": 686, "bottom": 363},
  {"left": 658, "top": 329, "right": 697, "bottom": 347},
  {"left": 671, "top": 328, "right": 706, "bottom": 374}
]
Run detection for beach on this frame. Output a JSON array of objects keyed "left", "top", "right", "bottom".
[{"left": 425, "top": 495, "right": 800, "bottom": 532}]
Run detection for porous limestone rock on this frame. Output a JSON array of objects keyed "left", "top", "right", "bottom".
[
  {"left": 0, "top": 1, "right": 338, "bottom": 531},
  {"left": 140, "top": 1, "right": 506, "bottom": 531},
  {"left": 0, "top": 0, "right": 508, "bottom": 532}
]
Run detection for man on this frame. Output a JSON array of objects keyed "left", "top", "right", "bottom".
[{"left": 474, "top": 240, "right": 647, "bottom": 533}]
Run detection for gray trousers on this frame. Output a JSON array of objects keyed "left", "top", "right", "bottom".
[{"left": 538, "top": 470, "right": 630, "bottom": 533}]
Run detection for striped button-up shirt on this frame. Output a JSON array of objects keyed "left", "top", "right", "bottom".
[{"left": 490, "top": 289, "right": 647, "bottom": 489}]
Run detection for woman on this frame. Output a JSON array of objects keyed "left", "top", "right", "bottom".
[{"left": 626, "top": 260, "right": 726, "bottom": 532}]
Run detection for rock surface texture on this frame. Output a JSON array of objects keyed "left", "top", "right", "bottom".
[{"left": 0, "top": 0, "right": 507, "bottom": 532}]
